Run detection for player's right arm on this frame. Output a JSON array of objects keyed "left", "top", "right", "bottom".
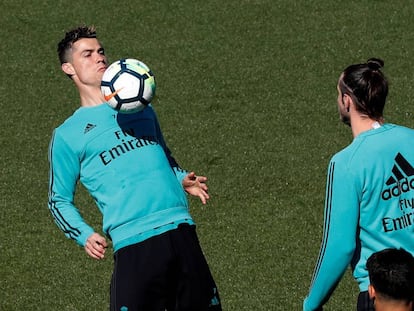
[
  {"left": 84, "top": 232, "right": 107, "bottom": 260},
  {"left": 48, "top": 130, "right": 95, "bottom": 248},
  {"left": 303, "top": 158, "right": 359, "bottom": 310}
]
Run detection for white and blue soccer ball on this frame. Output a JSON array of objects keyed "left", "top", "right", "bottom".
[{"left": 101, "top": 58, "right": 156, "bottom": 113}]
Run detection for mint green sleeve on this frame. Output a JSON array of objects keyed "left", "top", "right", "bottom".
[
  {"left": 303, "top": 159, "right": 359, "bottom": 311},
  {"left": 48, "top": 130, "right": 95, "bottom": 247}
]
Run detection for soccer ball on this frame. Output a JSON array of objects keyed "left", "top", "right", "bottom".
[{"left": 101, "top": 58, "right": 156, "bottom": 113}]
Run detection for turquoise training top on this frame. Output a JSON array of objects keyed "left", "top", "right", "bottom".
[
  {"left": 304, "top": 123, "right": 414, "bottom": 311},
  {"left": 48, "top": 104, "right": 193, "bottom": 252}
]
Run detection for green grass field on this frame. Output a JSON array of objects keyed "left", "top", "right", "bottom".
[{"left": 2, "top": 0, "right": 414, "bottom": 310}]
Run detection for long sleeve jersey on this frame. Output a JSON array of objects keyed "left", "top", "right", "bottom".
[
  {"left": 304, "top": 123, "right": 414, "bottom": 311},
  {"left": 48, "top": 104, "right": 192, "bottom": 252}
]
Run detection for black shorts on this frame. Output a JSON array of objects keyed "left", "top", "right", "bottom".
[{"left": 110, "top": 223, "right": 221, "bottom": 311}]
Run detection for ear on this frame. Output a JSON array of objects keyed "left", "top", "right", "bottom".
[
  {"left": 342, "top": 94, "right": 352, "bottom": 112},
  {"left": 368, "top": 284, "right": 376, "bottom": 299},
  {"left": 61, "top": 62, "right": 75, "bottom": 76}
]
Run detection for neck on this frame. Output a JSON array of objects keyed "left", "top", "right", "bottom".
[
  {"left": 77, "top": 84, "right": 106, "bottom": 107},
  {"left": 350, "top": 115, "right": 383, "bottom": 138},
  {"left": 375, "top": 301, "right": 412, "bottom": 311}
]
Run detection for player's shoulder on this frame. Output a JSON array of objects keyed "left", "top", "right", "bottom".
[
  {"left": 330, "top": 138, "right": 364, "bottom": 168},
  {"left": 330, "top": 147, "right": 352, "bottom": 165},
  {"left": 52, "top": 105, "right": 109, "bottom": 142},
  {"left": 331, "top": 123, "right": 414, "bottom": 164},
  {"left": 364, "top": 123, "right": 414, "bottom": 143},
  {"left": 386, "top": 123, "right": 414, "bottom": 135}
]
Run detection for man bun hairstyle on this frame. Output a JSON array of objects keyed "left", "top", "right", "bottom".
[
  {"left": 366, "top": 58, "right": 384, "bottom": 71},
  {"left": 339, "top": 57, "right": 388, "bottom": 120}
]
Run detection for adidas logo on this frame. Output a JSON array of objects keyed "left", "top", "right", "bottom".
[
  {"left": 84, "top": 123, "right": 96, "bottom": 134},
  {"left": 382, "top": 153, "right": 414, "bottom": 200}
]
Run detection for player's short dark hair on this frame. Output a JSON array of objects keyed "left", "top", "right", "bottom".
[
  {"left": 57, "top": 25, "right": 97, "bottom": 64},
  {"left": 367, "top": 248, "right": 414, "bottom": 304},
  {"left": 339, "top": 58, "right": 388, "bottom": 120}
]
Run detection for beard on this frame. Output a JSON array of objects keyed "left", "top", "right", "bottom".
[{"left": 340, "top": 112, "right": 351, "bottom": 127}]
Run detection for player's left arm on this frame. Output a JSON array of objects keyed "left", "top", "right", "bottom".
[
  {"left": 160, "top": 136, "right": 209, "bottom": 204},
  {"left": 150, "top": 106, "right": 209, "bottom": 203},
  {"left": 182, "top": 172, "right": 209, "bottom": 204},
  {"left": 303, "top": 159, "right": 359, "bottom": 311},
  {"left": 151, "top": 106, "right": 189, "bottom": 182}
]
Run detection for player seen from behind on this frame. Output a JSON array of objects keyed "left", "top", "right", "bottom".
[{"left": 303, "top": 58, "right": 414, "bottom": 311}]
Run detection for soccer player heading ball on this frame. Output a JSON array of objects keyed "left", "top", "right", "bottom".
[
  {"left": 48, "top": 25, "right": 221, "bottom": 310},
  {"left": 303, "top": 58, "right": 414, "bottom": 311}
]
